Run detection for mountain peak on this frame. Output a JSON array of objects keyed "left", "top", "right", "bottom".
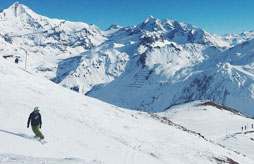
[
  {"left": 143, "top": 15, "right": 160, "bottom": 26},
  {"left": 106, "top": 24, "right": 123, "bottom": 31},
  {"left": 3, "top": 2, "right": 33, "bottom": 18},
  {"left": 12, "top": 1, "right": 20, "bottom": 6},
  {"left": 144, "top": 15, "right": 155, "bottom": 24},
  {"left": 136, "top": 16, "right": 165, "bottom": 32},
  {"left": 9, "top": 1, "right": 23, "bottom": 11}
]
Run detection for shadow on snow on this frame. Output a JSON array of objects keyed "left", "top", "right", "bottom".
[{"left": 0, "top": 129, "right": 34, "bottom": 140}]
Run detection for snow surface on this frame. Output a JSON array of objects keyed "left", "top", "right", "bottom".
[
  {"left": 159, "top": 100, "right": 254, "bottom": 158},
  {"left": 1, "top": 52, "right": 254, "bottom": 163}
]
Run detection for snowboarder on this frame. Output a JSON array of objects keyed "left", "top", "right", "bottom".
[
  {"left": 245, "top": 126, "right": 247, "bottom": 130},
  {"left": 241, "top": 126, "right": 243, "bottom": 131},
  {"left": 27, "top": 107, "right": 44, "bottom": 140}
]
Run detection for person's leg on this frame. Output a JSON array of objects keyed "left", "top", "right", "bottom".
[{"left": 32, "top": 125, "right": 44, "bottom": 139}]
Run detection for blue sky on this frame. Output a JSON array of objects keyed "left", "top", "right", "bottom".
[{"left": 1, "top": 0, "right": 254, "bottom": 34}]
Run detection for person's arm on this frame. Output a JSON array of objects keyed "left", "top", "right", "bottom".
[
  {"left": 27, "top": 114, "right": 31, "bottom": 128},
  {"left": 39, "top": 113, "right": 42, "bottom": 128}
]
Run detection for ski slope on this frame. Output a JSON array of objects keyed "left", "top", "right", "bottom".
[
  {"left": 1, "top": 55, "right": 254, "bottom": 163},
  {"left": 160, "top": 101, "right": 254, "bottom": 158}
]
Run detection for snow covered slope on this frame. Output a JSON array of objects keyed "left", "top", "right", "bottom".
[
  {"left": 51, "top": 43, "right": 129, "bottom": 94},
  {"left": 1, "top": 51, "right": 254, "bottom": 163},
  {"left": 160, "top": 100, "right": 254, "bottom": 158}
]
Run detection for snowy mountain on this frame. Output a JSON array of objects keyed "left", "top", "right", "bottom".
[
  {"left": 1, "top": 54, "right": 254, "bottom": 164},
  {"left": 214, "top": 31, "right": 254, "bottom": 46},
  {"left": 87, "top": 18, "right": 254, "bottom": 117},
  {"left": 133, "top": 16, "right": 229, "bottom": 46},
  {"left": 0, "top": 2, "right": 105, "bottom": 48},
  {"left": 0, "top": 2, "right": 106, "bottom": 79},
  {"left": 2, "top": 2, "right": 254, "bottom": 118},
  {"left": 56, "top": 16, "right": 230, "bottom": 94}
]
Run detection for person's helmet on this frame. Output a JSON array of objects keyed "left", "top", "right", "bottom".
[{"left": 34, "top": 107, "right": 40, "bottom": 112}]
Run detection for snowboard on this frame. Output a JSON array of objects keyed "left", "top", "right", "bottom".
[{"left": 33, "top": 136, "right": 47, "bottom": 144}]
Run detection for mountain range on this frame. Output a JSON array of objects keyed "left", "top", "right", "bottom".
[{"left": 1, "top": 2, "right": 254, "bottom": 117}]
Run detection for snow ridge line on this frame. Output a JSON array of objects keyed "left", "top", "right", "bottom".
[
  {"left": 201, "top": 101, "right": 246, "bottom": 117},
  {"left": 147, "top": 112, "right": 208, "bottom": 139}
]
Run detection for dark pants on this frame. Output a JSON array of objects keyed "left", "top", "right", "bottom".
[{"left": 32, "top": 125, "right": 44, "bottom": 139}]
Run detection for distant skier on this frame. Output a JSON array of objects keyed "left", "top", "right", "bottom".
[
  {"left": 252, "top": 124, "right": 253, "bottom": 129},
  {"left": 241, "top": 126, "right": 243, "bottom": 131},
  {"left": 15, "top": 57, "right": 19, "bottom": 64},
  {"left": 245, "top": 126, "right": 247, "bottom": 130},
  {"left": 27, "top": 107, "right": 44, "bottom": 140}
]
